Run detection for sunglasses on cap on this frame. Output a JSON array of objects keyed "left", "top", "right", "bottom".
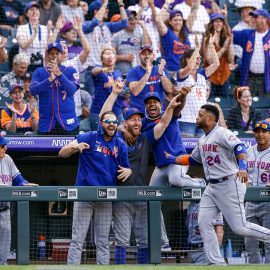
[
  {"left": 255, "top": 123, "right": 268, "bottom": 129},
  {"left": 101, "top": 119, "right": 118, "bottom": 124}
]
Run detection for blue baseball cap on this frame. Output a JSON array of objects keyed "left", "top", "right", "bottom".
[
  {"left": 210, "top": 13, "right": 225, "bottom": 21},
  {"left": 47, "top": 42, "right": 63, "bottom": 53},
  {"left": 24, "top": 1, "right": 40, "bottom": 13},
  {"left": 9, "top": 83, "right": 23, "bottom": 93},
  {"left": 124, "top": 108, "right": 144, "bottom": 120},
  {"left": 169, "top": 10, "right": 183, "bottom": 20},
  {"left": 249, "top": 9, "right": 270, "bottom": 19},
  {"left": 0, "top": 136, "right": 9, "bottom": 146},
  {"left": 89, "top": 0, "right": 102, "bottom": 13},
  {"left": 144, "top": 92, "right": 161, "bottom": 103},
  {"left": 253, "top": 120, "right": 270, "bottom": 132}
]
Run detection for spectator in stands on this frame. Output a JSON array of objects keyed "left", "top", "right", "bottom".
[
  {"left": 0, "top": 53, "right": 29, "bottom": 100},
  {"left": 60, "top": 20, "right": 83, "bottom": 60},
  {"left": 232, "top": 1, "right": 262, "bottom": 61},
  {"left": 61, "top": 0, "right": 85, "bottom": 23},
  {"left": 38, "top": 0, "right": 62, "bottom": 26},
  {"left": 233, "top": 9, "right": 270, "bottom": 96},
  {"left": 201, "top": 13, "right": 234, "bottom": 98},
  {"left": 79, "top": 1, "right": 88, "bottom": 16},
  {"left": 177, "top": 34, "right": 220, "bottom": 137},
  {"left": 111, "top": 10, "right": 152, "bottom": 77},
  {"left": 150, "top": 1, "right": 190, "bottom": 75},
  {"left": 173, "top": 0, "right": 210, "bottom": 48},
  {"left": 226, "top": 86, "right": 263, "bottom": 134},
  {"left": 30, "top": 42, "right": 79, "bottom": 135},
  {"left": 79, "top": 89, "right": 92, "bottom": 131},
  {"left": 59, "top": 105, "right": 131, "bottom": 265},
  {"left": 83, "top": 0, "right": 128, "bottom": 96},
  {"left": 0, "top": 0, "right": 24, "bottom": 37},
  {"left": 127, "top": 0, "right": 161, "bottom": 60},
  {"left": 16, "top": 2, "right": 49, "bottom": 66},
  {"left": 0, "top": 135, "right": 38, "bottom": 265},
  {"left": 22, "top": 72, "right": 39, "bottom": 111},
  {"left": 1, "top": 84, "right": 39, "bottom": 135},
  {"left": 90, "top": 46, "right": 124, "bottom": 131},
  {"left": 0, "top": 35, "right": 8, "bottom": 64},
  {"left": 126, "top": 45, "right": 172, "bottom": 113}
]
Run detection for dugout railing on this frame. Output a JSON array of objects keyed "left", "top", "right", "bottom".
[{"left": 1, "top": 186, "right": 270, "bottom": 265}]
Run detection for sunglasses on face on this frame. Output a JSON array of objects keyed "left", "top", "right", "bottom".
[
  {"left": 255, "top": 123, "right": 269, "bottom": 129},
  {"left": 101, "top": 119, "right": 118, "bottom": 125}
]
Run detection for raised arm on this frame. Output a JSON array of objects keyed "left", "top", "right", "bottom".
[
  {"left": 58, "top": 139, "right": 90, "bottom": 158},
  {"left": 99, "top": 79, "right": 125, "bottom": 118},
  {"left": 137, "top": 20, "right": 152, "bottom": 46},
  {"left": 186, "top": 0, "right": 200, "bottom": 32},
  {"left": 158, "top": 59, "right": 172, "bottom": 94},
  {"left": 73, "top": 16, "right": 90, "bottom": 65},
  {"left": 95, "top": 0, "right": 109, "bottom": 21},
  {"left": 153, "top": 94, "right": 182, "bottom": 140},
  {"left": 118, "top": 0, "right": 127, "bottom": 20},
  {"left": 149, "top": 0, "right": 168, "bottom": 36},
  {"left": 0, "top": 36, "right": 8, "bottom": 64},
  {"left": 205, "top": 33, "right": 220, "bottom": 78},
  {"left": 160, "top": 0, "right": 174, "bottom": 22}
]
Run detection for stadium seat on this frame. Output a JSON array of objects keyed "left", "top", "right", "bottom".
[{"left": 252, "top": 96, "right": 270, "bottom": 109}]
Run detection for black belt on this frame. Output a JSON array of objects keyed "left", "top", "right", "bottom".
[
  {"left": 191, "top": 243, "right": 204, "bottom": 249},
  {"left": 249, "top": 72, "right": 264, "bottom": 78},
  {"left": 209, "top": 176, "right": 229, "bottom": 184},
  {"left": 0, "top": 206, "right": 10, "bottom": 213}
]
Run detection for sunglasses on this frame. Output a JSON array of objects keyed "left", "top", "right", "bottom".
[
  {"left": 255, "top": 123, "right": 269, "bottom": 129},
  {"left": 101, "top": 119, "right": 118, "bottom": 125}
]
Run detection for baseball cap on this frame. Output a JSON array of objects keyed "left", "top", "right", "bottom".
[
  {"left": 234, "top": 0, "right": 262, "bottom": 10},
  {"left": 210, "top": 13, "right": 225, "bottom": 21},
  {"left": 139, "top": 45, "right": 154, "bottom": 54},
  {"left": 124, "top": 108, "right": 144, "bottom": 120},
  {"left": 249, "top": 9, "right": 270, "bottom": 19},
  {"left": 24, "top": 1, "right": 40, "bottom": 13},
  {"left": 89, "top": 0, "right": 102, "bottom": 13},
  {"left": 126, "top": 9, "right": 137, "bottom": 18},
  {"left": 47, "top": 42, "right": 63, "bottom": 53},
  {"left": 169, "top": 10, "right": 183, "bottom": 20},
  {"left": 0, "top": 136, "right": 9, "bottom": 146},
  {"left": 60, "top": 21, "right": 73, "bottom": 33},
  {"left": 253, "top": 120, "right": 270, "bottom": 132},
  {"left": 144, "top": 92, "right": 161, "bottom": 103},
  {"left": 9, "top": 83, "right": 23, "bottom": 93},
  {"left": 23, "top": 72, "right": 32, "bottom": 81}
]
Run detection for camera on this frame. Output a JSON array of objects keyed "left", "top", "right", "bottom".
[{"left": 29, "top": 52, "right": 43, "bottom": 72}]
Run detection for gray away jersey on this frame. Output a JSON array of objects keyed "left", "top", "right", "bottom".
[
  {"left": 191, "top": 126, "right": 242, "bottom": 180},
  {"left": 0, "top": 154, "right": 20, "bottom": 186},
  {"left": 247, "top": 144, "right": 270, "bottom": 187}
]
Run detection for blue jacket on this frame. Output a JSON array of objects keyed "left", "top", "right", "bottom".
[
  {"left": 30, "top": 65, "right": 79, "bottom": 132},
  {"left": 233, "top": 29, "right": 270, "bottom": 94}
]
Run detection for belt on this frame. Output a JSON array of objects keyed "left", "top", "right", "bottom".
[
  {"left": 0, "top": 206, "right": 10, "bottom": 213},
  {"left": 209, "top": 176, "right": 229, "bottom": 184},
  {"left": 191, "top": 243, "right": 204, "bottom": 250},
  {"left": 249, "top": 72, "right": 264, "bottom": 78}
]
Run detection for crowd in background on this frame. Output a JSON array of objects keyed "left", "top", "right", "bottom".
[{"left": 0, "top": 0, "right": 269, "bottom": 136}]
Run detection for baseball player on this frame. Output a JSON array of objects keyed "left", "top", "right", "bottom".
[
  {"left": 99, "top": 80, "right": 182, "bottom": 263},
  {"left": 165, "top": 104, "right": 270, "bottom": 265},
  {"left": 30, "top": 42, "right": 79, "bottom": 135},
  {"left": 59, "top": 110, "right": 131, "bottom": 265},
  {"left": 186, "top": 202, "right": 224, "bottom": 264},
  {"left": 0, "top": 136, "right": 38, "bottom": 265},
  {"left": 245, "top": 120, "right": 270, "bottom": 263}
]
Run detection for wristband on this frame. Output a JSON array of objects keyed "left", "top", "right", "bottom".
[{"left": 238, "top": 159, "right": 247, "bottom": 170}]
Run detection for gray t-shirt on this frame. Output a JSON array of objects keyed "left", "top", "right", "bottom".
[{"left": 111, "top": 26, "right": 143, "bottom": 76}]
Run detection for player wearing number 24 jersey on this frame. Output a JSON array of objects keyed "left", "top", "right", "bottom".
[{"left": 165, "top": 104, "right": 270, "bottom": 265}]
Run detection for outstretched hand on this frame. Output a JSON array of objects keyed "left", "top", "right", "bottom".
[{"left": 117, "top": 166, "right": 132, "bottom": 182}]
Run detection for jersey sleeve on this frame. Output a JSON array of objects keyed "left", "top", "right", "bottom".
[
  {"left": 126, "top": 68, "right": 139, "bottom": 85},
  {"left": 219, "top": 128, "right": 242, "bottom": 150},
  {"left": 1, "top": 109, "right": 11, "bottom": 128},
  {"left": 190, "top": 144, "right": 202, "bottom": 163},
  {"left": 117, "top": 139, "right": 130, "bottom": 168},
  {"left": 106, "top": 20, "right": 128, "bottom": 33},
  {"left": 6, "top": 155, "right": 20, "bottom": 179}
]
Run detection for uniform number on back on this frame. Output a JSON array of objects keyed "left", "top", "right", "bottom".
[{"left": 207, "top": 155, "right": 221, "bottom": 166}]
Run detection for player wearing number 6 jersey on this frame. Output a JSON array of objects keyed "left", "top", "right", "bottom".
[
  {"left": 30, "top": 42, "right": 79, "bottom": 135},
  {"left": 245, "top": 120, "right": 270, "bottom": 264},
  {"left": 165, "top": 104, "right": 270, "bottom": 265}
]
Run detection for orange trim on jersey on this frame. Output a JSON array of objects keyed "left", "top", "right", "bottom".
[
  {"left": 176, "top": 155, "right": 190, "bottom": 165},
  {"left": 48, "top": 83, "right": 55, "bottom": 131},
  {"left": 1, "top": 109, "right": 11, "bottom": 128},
  {"left": 56, "top": 80, "right": 65, "bottom": 129}
]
